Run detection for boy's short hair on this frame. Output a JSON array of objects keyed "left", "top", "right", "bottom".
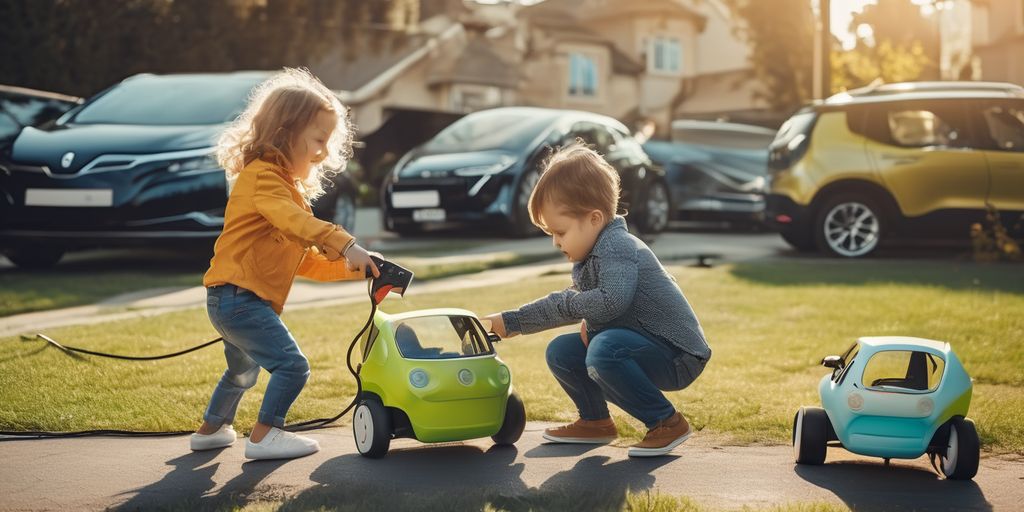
[{"left": 528, "top": 140, "right": 620, "bottom": 230}]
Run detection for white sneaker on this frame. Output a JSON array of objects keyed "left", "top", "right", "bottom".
[
  {"left": 190, "top": 424, "right": 237, "bottom": 451},
  {"left": 244, "top": 427, "right": 320, "bottom": 460}
]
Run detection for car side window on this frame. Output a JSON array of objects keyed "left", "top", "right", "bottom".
[
  {"left": 569, "top": 122, "right": 615, "bottom": 154},
  {"left": 978, "top": 101, "right": 1024, "bottom": 152},
  {"left": 862, "top": 101, "right": 973, "bottom": 149},
  {"left": 833, "top": 342, "right": 860, "bottom": 384},
  {"left": 862, "top": 350, "right": 945, "bottom": 392}
]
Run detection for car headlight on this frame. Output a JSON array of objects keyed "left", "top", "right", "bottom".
[
  {"left": 497, "top": 365, "right": 510, "bottom": 385},
  {"left": 453, "top": 159, "right": 515, "bottom": 177},
  {"left": 167, "top": 153, "right": 219, "bottom": 173},
  {"left": 457, "top": 369, "right": 475, "bottom": 386},
  {"left": 409, "top": 369, "right": 429, "bottom": 388}
]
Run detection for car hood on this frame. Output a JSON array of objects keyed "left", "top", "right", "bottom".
[
  {"left": 644, "top": 140, "right": 768, "bottom": 188},
  {"left": 11, "top": 123, "right": 222, "bottom": 174},
  {"left": 397, "top": 149, "right": 517, "bottom": 179}
]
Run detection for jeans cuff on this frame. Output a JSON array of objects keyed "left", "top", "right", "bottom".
[{"left": 258, "top": 411, "right": 286, "bottom": 428}]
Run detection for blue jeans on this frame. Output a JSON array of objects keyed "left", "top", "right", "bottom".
[
  {"left": 546, "top": 328, "right": 705, "bottom": 429},
  {"left": 203, "top": 284, "right": 310, "bottom": 428}
]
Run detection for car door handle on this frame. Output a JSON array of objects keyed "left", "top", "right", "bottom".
[{"left": 880, "top": 154, "right": 921, "bottom": 165}]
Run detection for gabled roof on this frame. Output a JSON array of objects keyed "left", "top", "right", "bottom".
[
  {"left": 520, "top": 0, "right": 706, "bottom": 29},
  {"left": 427, "top": 36, "right": 521, "bottom": 89}
]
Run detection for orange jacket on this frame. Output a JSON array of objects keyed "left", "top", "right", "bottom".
[{"left": 203, "top": 159, "right": 364, "bottom": 313}]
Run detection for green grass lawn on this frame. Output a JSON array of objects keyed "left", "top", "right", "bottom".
[{"left": 1, "top": 259, "right": 1022, "bottom": 455}]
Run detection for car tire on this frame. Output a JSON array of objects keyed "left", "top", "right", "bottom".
[
  {"left": 635, "top": 179, "right": 671, "bottom": 236},
  {"left": 353, "top": 397, "right": 392, "bottom": 458},
  {"left": 780, "top": 229, "right": 816, "bottom": 252},
  {"left": 508, "top": 169, "right": 542, "bottom": 238},
  {"left": 814, "top": 194, "right": 885, "bottom": 258},
  {"left": 939, "top": 416, "right": 980, "bottom": 480},
  {"left": 491, "top": 391, "right": 526, "bottom": 446},
  {"left": 4, "top": 246, "right": 65, "bottom": 270},
  {"left": 793, "top": 406, "right": 828, "bottom": 465}
]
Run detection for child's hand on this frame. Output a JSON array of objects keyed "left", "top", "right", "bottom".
[
  {"left": 345, "top": 243, "right": 381, "bottom": 278},
  {"left": 580, "top": 319, "right": 590, "bottom": 348},
  {"left": 483, "top": 313, "right": 511, "bottom": 338}
]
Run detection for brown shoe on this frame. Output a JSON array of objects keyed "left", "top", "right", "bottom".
[
  {"left": 628, "top": 412, "right": 692, "bottom": 457},
  {"left": 543, "top": 417, "right": 617, "bottom": 444}
]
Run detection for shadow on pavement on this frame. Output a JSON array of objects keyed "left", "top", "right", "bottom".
[
  {"left": 265, "top": 444, "right": 676, "bottom": 511},
  {"left": 794, "top": 460, "right": 992, "bottom": 512}
]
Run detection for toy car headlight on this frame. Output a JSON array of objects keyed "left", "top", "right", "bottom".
[
  {"left": 497, "top": 365, "right": 510, "bottom": 385},
  {"left": 458, "top": 369, "right": 475, "bottom": 386},
  {"left": 409, "top": 369, "right": 429, "bottom": 388}
]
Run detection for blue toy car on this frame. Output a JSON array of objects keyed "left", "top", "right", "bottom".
[{"left": 793, "top": 336, "right": 979, "bottom": 480}]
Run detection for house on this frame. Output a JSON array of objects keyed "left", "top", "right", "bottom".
[
  {"left": 309, "top": 0, "right": 766, "bottom": 166},
  {"left": 971, "top": 0, "right": 1024, "bottom": 85}
]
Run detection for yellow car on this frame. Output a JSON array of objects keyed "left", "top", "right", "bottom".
[{"left": 766, "top": 81, "right": 1024, "bottom": 257}]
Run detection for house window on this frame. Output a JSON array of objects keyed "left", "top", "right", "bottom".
[
  {"left": 450, "top": 85, "right": 503, "bottom": 113},
  {"left": 568, "top": 53, "right": 598, "bottom": 98},
  {"left": 649, "top": 36, "right": 681, "bottom": 74}
]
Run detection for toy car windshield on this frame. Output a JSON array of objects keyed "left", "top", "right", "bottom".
[
  {"left": 393, "top": 315, "right": 494, "bottom": 360},
  {"left": 862, "top": 349, "right": 945, "bottom": 392}
]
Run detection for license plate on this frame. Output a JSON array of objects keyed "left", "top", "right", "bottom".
[
  {"left": 25, "top": 188, "right": 113, "bottom": 207},
  {"left": 393, "top": 190, "right": 440, "bottom": 208},
  {"left": 412, "top": 208, "right": 446, "bottom": 223}
]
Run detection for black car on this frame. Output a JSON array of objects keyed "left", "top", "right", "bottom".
[
  {"left": 0, "top": 85, "right": 82, "bottom": 157},
  {"left": 0, "top": 72, "right": 357, "bottom": 269},
  {"left": 642, "top": 120, "right": 776, "bottom": 226},
  {"left": 382, "top": 107, "right": 670, "bottom": 237}
]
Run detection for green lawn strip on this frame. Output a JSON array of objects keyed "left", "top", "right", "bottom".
[{"left": 1, "top": 260, "right": 1020, "bottom": 454}]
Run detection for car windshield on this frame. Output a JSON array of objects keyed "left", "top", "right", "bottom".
[
  {"left": 393, "top": 315, "right": 493, "bottom": 360},
  {"left": 73, "top": 75, "right": 262, "bottom": 125},
  {"left": 424, "top": 110, "right": 551, "bottom": 153}
]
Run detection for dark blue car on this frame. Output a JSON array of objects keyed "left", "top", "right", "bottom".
[
  {"left": 0, "top": 72, "right": 356, "bottom": 269},
  {"left": 382, "top": 107, "right": 670, "bottom": 237}
]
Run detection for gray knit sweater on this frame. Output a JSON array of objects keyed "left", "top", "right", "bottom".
[{"left": 501, "top": 216, "right": 712, "bottom": 361}]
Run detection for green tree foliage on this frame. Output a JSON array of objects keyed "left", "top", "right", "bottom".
[
  {"left": 832, "top": 0, "right": 935, "bottom": 91},
  {"left": 718, "top": 0, "right": 816, "bottom": 113},
  {"left": 0, "top": 0, "right": 402, "bottom": 97}
]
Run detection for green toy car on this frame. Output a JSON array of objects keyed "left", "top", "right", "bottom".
[{"left": 352, "top": 308, "right": 526, "bottom": 458}]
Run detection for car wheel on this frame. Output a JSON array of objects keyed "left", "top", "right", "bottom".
[
  {"left": 780, "top": 229, "right": 816, "bottom": 252},
  {"left": 793, "top": 406, "right": 828, "bottom": 465},
  {"left": 491, "top": 392, "right": 526, "bottom": 446},
  {"left": 4, "top": 246, "right": 65, "bottom": 270},
  {"left": 636, "top": 179, "right": 670, "bottom": 235},
  {"left": 814, "top": 194, "right": 884, "bottom": 258},
  {"left": 939, "top": 417, "right": 979, "bottom": 480},
  {"left": 508, "top": 169, "right": 542, "bottom": 238},
  {"left": 353, "top": 397, "right": 392, "bottom": 458}
]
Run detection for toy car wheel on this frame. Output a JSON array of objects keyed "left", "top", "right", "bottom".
[
  {"left": 793, "top": 406, "right": 828, "bottom": 465},
  {"left": 353, "top": 398, "right": 392, "bottom": 458},
  {"left": 491, "top": 392, "right": 526, "bottom": 446},
  {"left": 939, "top": 417, "right": 980, "bottom": 480}
]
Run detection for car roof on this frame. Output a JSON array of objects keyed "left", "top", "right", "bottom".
[
  {"left": 122, "top": 71, "right": 274, "bottom": 83},
  {"left": 818, "top": 81, "right": 1024, "bottom": 109},
  {"left": 384, "top": 308, "right": 481, "bottom": 323},
  {"left": 0, "top": 84, "right": 83, "bottom": 104},
  {"left": 857, "top": 336, "right": 950, "bottom": 353},
  {"left": 469, "top": 106, "right": 630, "bottom": 133}
]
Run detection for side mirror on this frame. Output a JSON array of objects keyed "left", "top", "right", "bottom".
[
  {"left": 487, "top": 333, "right": 501, "bottom": 344},
  {"left": 821, "top": 355, "right": 842, "bottom": 369}
]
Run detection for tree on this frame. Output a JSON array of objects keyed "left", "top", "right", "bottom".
[
  {"left": 0, "top": 0, "right": 403, "bottom": 97},
  {"left": 718, "top": 0, "right": 816, "bottom": 114},
  {"left": 831, "top": 0, "right": 934, "bottom": 91}
]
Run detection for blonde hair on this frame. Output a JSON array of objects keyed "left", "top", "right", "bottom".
[
  {"left": 217, "top": 68, "right": 355, "bottom": 200},
  {"left": 528, "top": 140, "right": 621, "bottom": 230}
]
